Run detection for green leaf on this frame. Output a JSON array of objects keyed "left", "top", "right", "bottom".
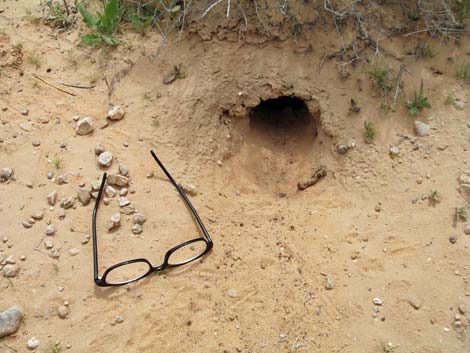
[
  {"left": 169, "top": 5, "right": 181, "bottom": 13},
  {"left": 409, "top": 104, "right": 418, "bottom": 116},
  {"left": 101, "top": 34, "right": 119, "bottom": 46},
  {"left": 101, "top": 0, "right": 121, "bottom": 34},
  {"left": 76, "top": 1, "right": 99, "bottom": 29},
  {"left": 82, "top": 33, "right": 103, "bottom": 46}
]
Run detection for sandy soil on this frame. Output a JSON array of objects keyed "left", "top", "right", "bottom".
[{"left": 0, "top": 1, "right": 469, "bottom": 352}]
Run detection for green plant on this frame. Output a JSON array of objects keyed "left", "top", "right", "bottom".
[
  {"left": 52, "top": 157, "right": 62, "bottom": 169},
  {"left": 363, "top": 121, "right": 375, "bottom": 142},
  {"left": 408, "top": 80, "right": 431, "bottom": 116},
  {"left": 456, "top": 61, "right": 470, "bottom": 83},
  {"left": 44, "top": 0, "right": 74, "bottom": 29},
  {"left": 445, "top": 91, "right": 456, "bottom": 105},
  {"left": 128, "top": 7, "right": 153, "bottom": 35},
  {"left": 414, "top": 42, "right": 435, "bottom": 60},
  {"left": 369, "top": 67, "right": 393, "bottom": 96},
  {"left": 76, "top": 0, "right": 122, "bottom": 46},
  {"left": 28, "top": 55, "right": 42, "bottom": 69},
  {"left": 456, "top": 206, "right": 468, "bottom": 220},
  {"left": 455, "top": 0, "right": 470, "bottom": 20}
]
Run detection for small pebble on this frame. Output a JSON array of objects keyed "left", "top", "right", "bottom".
[
  {"left": 47, "top": 191, "right": 58, "bottom": 205},
  {"left": 107, "top": 106, "right": 125, "bottom": 121},
  {"left": 131, "top": 224, "right": 143, "bottom": 235},
  {"left": 114, "top": 315, "right": 124, "bottom": 324},
  {"left": 373, "top": 297, "right": 383, "bottom": 306},
  {"left": 27, "top": 337, "right": 40, "bottom": 350},
  {"left": 45, "top": 224, "right": 56, "bottom": 236},
  {"left": 76, "top": 117, "right": 94, "bottom": 135},
  {"left": 389, "top": 146, "right": 400, "bottom": 156},
  {"left": 3, "top": 264, "right": 19, "bottom": 278},
  {"left": 68, "top": 248, "right": 79, "bottom": 256},
  {"left": 81, "top": 235, "right": 90, "bottom": 244},
  {"left": 94, "top": 143, "right": 106, "bottom": 155},
  {"left": 107, "top": 213, "right": 121, "bottom": 232},
  {"left": 407, "top": 295, "right": 421, "bottom": 310},
  {"left": 57, "top": 305, "right": 69, "bottom": 319},
  {"left": 133, "top": 213, "right": 146, "bottom": 225},
  {"left": 449, "top": 236, "right": 457, "bottom": 244},
  {"left": 227, "top": 288, "right": 238, "bottom": 298},
  {"left": 98, "top": 151, "right": 113, "bottom": 168}
]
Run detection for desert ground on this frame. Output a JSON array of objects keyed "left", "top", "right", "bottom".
[{"left": 0, "top": 0, "right": 469, "bottom": 352}]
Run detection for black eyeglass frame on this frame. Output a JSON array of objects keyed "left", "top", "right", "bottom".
[{"left": 92, "top": 150, "right": 213, "bottom": 287}]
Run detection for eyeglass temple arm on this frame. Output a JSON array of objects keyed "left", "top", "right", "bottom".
[
  {"left": 92, "top": 172, "right": 108, "bottom": 281},
  {"left": 150, "top": 150, "right": 213, "bottom": 246}
]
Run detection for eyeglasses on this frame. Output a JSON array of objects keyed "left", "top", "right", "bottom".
[{"left": 92, "top": 150, "right": 213, "bottom": 286}]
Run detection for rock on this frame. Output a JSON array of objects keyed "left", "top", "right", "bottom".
[
  {"left": 458, "top": 171, "right": 470, "bottom": 185},
  {"left": 47, "top": 191, "right": 58, "bottom": 206},
  {"left": 389, "top": 146, "right": 400, "bottom": 156},
  {"left": 20, "top": 122, "right": 32, "bottom": 132},
  {"left": 60, "top": 196, "right": 74, "bottom": 209},
  {"left": 5, "top": 256, "right": 15, "bottom": 264},
  {"left": 114, "top": 315, "right": 124, "bottom": 324},
  {"left": 31, "top": 210, "right": 44, "bottom": 220},
  {"left": 32, "top": 140, "right": 41, "bottom": 147},
  {"left": 336, "top": 144, "right": 348, "bottom": 155},
  {"left": 45, "top": 224, "right": 56, "bottom": 236},
  {"left": 414, "top": 121, "right": 430, "bottom": 137},
  {"left": 50, "top": 248, "right": 60, "bottom": 259},
  {"left": 118, "top": 196, "right": 130, "bottom": 207},
  {"left": 133, "top": 213, "right": 146, "bottom": 225},
  {"left": 458, "top": 184, "right": 470, "bottom": 203},
  {"left": 449, "top": 235, "right": 457, "bottom": 244},
  {"left": 227, "top": 288, "right": 238, "bottom": 298},
  {"left": 454, "top": 99, "right": 466, "bottom": 111},
  {"left": 98, "top": 151, "right": 113, "bottom": 168},
  {"left": 407, "top": 295, "right": 421, "bottom": 310},
  {"left": 0, "top": 167, "right": 13, "bottom": 182},
  {"left": 57, "top": 208, "right": 66, "bottom": 219},
  {"left": 0, "top": 306, "right": 23, "bottom": 338},
  {"left": 131, "top": 224, "right": 143, "bottom": 235},
  {"left": 119, "top": 188, "right": 128, "bottom": 196},
  {"left": 107, "top": 213, "right": 121, "bottom": 232},
  {"left": 181, "top": 183, "right": 198, "bottom": 196},
  {"left": 57, "top": 305, "right": 69, "bottom": 319},
  {"left": 27, "top": 337, "right": 39, "bottom": 350},
  {"left": 120, "top": 205, "right": 135, "bottom": 215},
  {"left": 44, "top": 239, "right": 54, "bottom": 249},
  {"left": 91, "top": 180, "right": 102, "bottom": 191},
  {"left": 107, "top": 174, "right": 129, "bottom": 187},
  {"left": 324, "top": 274, "right": 334, "bottom": 290},
  {"left": 77, "top": 186, "right": 91, "bottom": 205},
  {"left": 459, "top": 304, "right": 467, "bottom": 314},
  {"left": 3, "top": 264, "right": 19, "bottom": 278},
  {"left": 373, "top": 297, "right": 383, "bottom": 306},
  {"left": 47, "top": 171, "right": 54, "bottom": 179},
  {"left": 464, "top": 224, "right": 470, "bottom": 235},
  {"left": 68, "top": 248, "right": 79, "bottom": 256},
  {"left": 105, "top": 186, "right": 116, "bottom": 198},
  {"left": 76, "top": 117, "right": 94, "bottom": 135},
  {"left": 107, "top": 106, "right": 125, "bottom": 121},
  {"left": 94, "top": 143, "right": 106, "bottom": 155},
  {"left": 81, "top": 235, "right": 90, "bottom": 244},
  {"left": 56, "top": 174, "right": 68, "bottom": 185},
  {"left": 118, "top": 164, "right": 129, "bottom": 176},
  {"left": 22, "top": 220, "right": 32, "bottom": 228}
]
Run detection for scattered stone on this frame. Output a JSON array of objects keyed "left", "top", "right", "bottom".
[
  {"left": 464, "top": 224, "right": 470, "bottom": 235},
  {"left": 31, "top": 210, "right": 44, "bottom": 220},
  {"left": 77, "top": 186, "right": 91, "bottom": 206},
  {"left": 414, "top": 121, "right": 430, "bottom": 137},
  {"left": 91, "top": 180, "right": 102, "bottom": 191},
  {"left": 27, "top": 337, "right": 39, "bottom": 350},
  {"left": 98, "top": 151, "right": 113, "bottom": 168},
  {"left": 68, "top": 248, "right": 79, "bottom": 256},
  {"left": 76, "top": 117, "right": 94, "bottom": 135},
  {"left": 57, "top": 208, "right": 66, "bottom": 219},
  {"left": 118, "top": 196, "right": 130, "bottom": 207},
  {"left": 454, "top": 100, "right": 466, "bottom": 111},
  {"left": 81, "top": 235, "right": 90, "bottom": 244},
  {"left": 22, "top": 220, "right": 32, "bottom": 228},
  {"left": 45, "top": 224, "right": 56, "bottom": 236},
  {"left": 119, "top": 188, "right": 128, "bottom": 196},
  {"left": 107, "top": 106, "right": 125, "bottom": 121},
  {"left": 181, "top": 183, "right": 198, "bottom": 196},
  {"left": 324, "top": 274, "right": 334, "bottom": 290},
  {"left": 60, "top": 196, "right": 74, "bottom": 209},
  {"left": 47, "top": 191, "right": 58, "bottom": 206},
  {"left": 105, "top": 185, "right": 116, "bottom": 198},
  {"left": 118, "top": 164, "right": 129, "bottom": 176},
  {"left": 458, "top": 171, "right": 470, "bottom": 185},
  {"left": 336, "top": 144, "right": 349, "bottom": 155},
  {"left": 107, "top": 174, "right": 129, "bottom": 187},
  {"left": 25, "top": 181, "right": 33, "bottom": 188},
  {"left": 20, "top": 256, "right": 26, "bottom": 261},
  {"left": 459, "top": 304, "right": 467, "bottom": 314},
  {"left": 227, "top": 288, "right": 238, "bottom": 298},
  {"left": 146, "top": 172, "right": 154, "bottom": 179},
  {"left": 3, "top": 264, "right": 19, "bottom": 278},
  {"left": 120, "top": 205, "right": 135, "bottom": 215},
  {"left": 32, "top": 140, "right": 41, "bottom": 147},
  {"left": 57, "top": 305, "right": 69, "bottom": 319},
  {"left": 131, "top": 224, "right": 143, "bottom": 235},
  {"left": 44, "top": 239, "right": 54, "bottom": 249},
  {"left": 449, "top": 235, "right": 457, "bottom": 244},
  {"left": 56, "top": 174, "right": 68, "bottom": 185},
  {"left": 133, "top": 213, "right": 146, "bottom": 225},
  {"left": 47, "top": 171, "right": 54, "bottom": 180},
  {"left": 0, "top": 167, "right": 13, "bottom": 182},
  {"left": 459, "top": 184, "right": 470, "bottom": 203},
  {"left": 50, "top": 248, "right": 60, "bottom": 259},
  {"left": 114, "top": 315, "right": 124, "bottom": 324},
  {"left": 21, "top": 109, "right": 29, "bottom": 116},
  {"left": 107, "top": 213, "right": 121, "bottom": 232},
  {"left": 94, "top": 143, "right": 106, "bottom": 155},
  {"left": 389, "top": 146, "right": 400, "bottom": 156},
  {"left": 0, "top": 306, "right": 23, "bottom": 338},
  {"left": 103, "top": 198, "right": 110, "bottom": 205},
  {"left": 407, "top": 295, "right": 421, "bottom": 310},
  {"left": 373, "top": 297, "right": 383, "bottom": 306},
  {"left": 5, "top": 256, "right": 15, "bottom": 264}
]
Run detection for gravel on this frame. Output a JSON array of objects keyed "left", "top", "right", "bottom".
[
  {"left": 0, "top": 167, "right": 13, "bottom": 182},
  {"left": 31, "top": 210, "right": 44, "bottom": 220},
  {"left": 3, "top": 264, "right": 19, "bottom": 278},
  {"left": 45, "top": 224, "right": 56, "bottom": 236},
  {"left": 77, "top": 186, "right": 91, "bottom": 205},
  {"left": 107, "top": 213, "right": 121, "bottom": 232},
  {"left": 0, "top": 306, "right": 23, "bottom": 338},
  {"left": 181, "top": 183, "right": 198, "bottom": 196},
  {"left": 105, "top": 185, "right": 117, "bottom": 198},
  {"left": 107, "top": 106, "right": 125, "bottom": 121},
  {"left": 373, "top": 297, "right": 383, "bottom": 305},
  {"left": 60, "top": 196, "right": 75, "bottom": 209},
  {"left": 27, "top": 337, "right": 40, "bottom": 350},
  {"left": 118, "top": 196, "right": 130, "bottom": 207},
  {"left": 133, "top": 213, "right": 146, "bottom": 225},
  {"left": 94, "top": 143, "right": 106, "bottom": 155},
  {"left": 107, "top": 174, "right": 129, "bottom": 187},
  {"left": 57, "top": 305, "right": 69, "bottom": 319},
  {"left": 131, "top": 223, "right": 143, "bottom": 234},
  {"left": 118, "top": 163, "right": 129, "bottom": 176},
  {"left": 407, "top": 295, "right": 421, "bottom": 310},
  {"left": 414, "top": 121, "right": 430, "bottom": 137},
  {"left": 98, "top": 151, "right": 113, "bottom": 168},
  {"left": 68, "top": 248, "right": 79, "bottom": 256}
]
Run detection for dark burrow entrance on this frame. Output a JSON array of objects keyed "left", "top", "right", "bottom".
[{"left": 231, "top": 95, "right": 320, "bottom": 194}]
